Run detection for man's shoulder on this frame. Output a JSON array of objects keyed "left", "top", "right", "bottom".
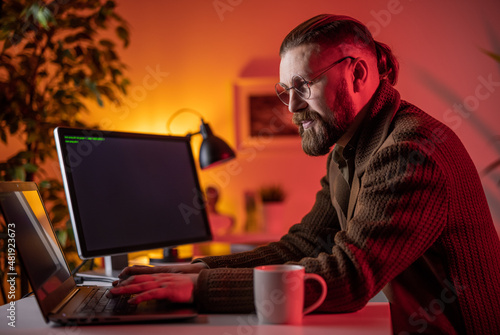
[
  {"left": 388, "top": 100, "right": 471, "bottom": 167},
  {"left": 395, "top": 99, "right": 438, "bottom": 128},
  {"left": 392, "top": 100, "right": 458, "bottom": 143}
]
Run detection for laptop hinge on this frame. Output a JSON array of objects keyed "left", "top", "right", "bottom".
[{"left": 52, "top": 288, "right": 80, "bottom": 314}]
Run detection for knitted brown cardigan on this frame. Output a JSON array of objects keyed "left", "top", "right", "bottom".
[{"left": 194, "top": 81, "right": 500, "bottom": 334}]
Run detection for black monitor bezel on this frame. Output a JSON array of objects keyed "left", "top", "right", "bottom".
[{"left": 54, "top": 127, "right": 212, "bottom": 259}]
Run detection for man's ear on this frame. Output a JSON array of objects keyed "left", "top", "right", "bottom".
[{"left": 351, "top": 58, "right": 369, "bottom": 93}]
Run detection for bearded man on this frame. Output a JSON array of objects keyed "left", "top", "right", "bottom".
[{"left": 111, "top": 14, "right": 500, "bottom": 334}]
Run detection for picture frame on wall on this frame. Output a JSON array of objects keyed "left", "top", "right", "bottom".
[{"left": 234, "top": 77, "right": 299, "bottom": 149}]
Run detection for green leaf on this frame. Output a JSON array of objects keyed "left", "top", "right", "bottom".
[
  {"left": 63, "top": 48, "right": 75, "bottom": 61},
  {"left": 75, "top": 32, "right": 93, "bottom": 41},
  {"left": 23, "top": 163, "right": 39, "bottom": 173},
  {"left": 116, "top": 26, "right": 129, "bottom": 47},
  {"left": 30, "top": 4, "right": 54, "bottom": 30},
  {"left": 99, "top": 39, "right": 115, "bottom": 48},
  {"left": 481, "top": 49, "right": 500, "bottom": 63},
  {"left": 8, "top": 122, "right": 19, "bottom": 135},
  {"left": 104, "top": 49, "right": 118, "bottom": 62},
  {"left": 39, "top": 180, "right": 51, "bottom": 189},
  {"left": 24, "top": 42, "right": 37, "bottom": 50},
  {"left": 56, "top": 229, "right": 68, "bottom": 246},
  {"left": 15, "top": 151, "right": 34, "bottom": 159},
  {"left": 2, "top": 37, "right": 13, "bottom": 51},
  {"left": 13, "top": 167, "right": 26, "bottom": 181},
  {"left": 120, "top": 78, "right": 131, "bottom": 94},
  {"left": 64, "top": 34, "right": 76, "bottom": 44},
  {"left": 96, "top": 94, "right": 103, "bottom": 107},
  {"left": 51, "top": 202, "right": 69, "bottom": 224},
  {"left": 36, "top": 10, "right": 48, "bottom": 29},
  {"left": 104, "top": 1, "right": 116, "bottom": 10},
  {"left": 24, "top": 3, "right": 40, "bottom": 20},
  {"left": 85, "top": 78, "right": 103, "bottom": 106},
  {"left": 97, "top": 85, "right": 117, "bottom": 101},
  {"left": 74, "top": 45, "right": 83, "bottom": 57},
  {"left": 0, "top": 129, "right": 7, "bottom": 143}
]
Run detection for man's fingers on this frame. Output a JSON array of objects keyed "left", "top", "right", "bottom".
[
  {"left": 108, "top": 273, "right": 195, "bottom": 303},
  {"left": 118, "top": 265, "right": 155, "bottom": 279},
  {"left": 128, "top": 288, "right": 165, "bottom": 304},
  {"left": 121, "top": 274, "right": 157, "bottom": 284},
  {"left": 115, "top": 273, "right": 181, "bottom": 288},
  {"left": 111, "top": 274, "right": 177, "bottom": 292},
  {"left": 128, "top": 284, "right": 193, "bottom": 304},
  {"left": 117, "top": 263, "right": 207, "bottom": 280},
  {"left": 110, "top": 281, "right": 159, "bottom": 295}
]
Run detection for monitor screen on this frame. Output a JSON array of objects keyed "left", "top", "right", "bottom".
[{"left": 54, "top": 127, "right": 212, "bottom": 259}]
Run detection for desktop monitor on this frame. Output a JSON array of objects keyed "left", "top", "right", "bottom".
[{"left": 54, "top": 127, "right": 212, "bottom": 260}]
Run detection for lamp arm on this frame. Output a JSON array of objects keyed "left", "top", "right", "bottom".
[
  {"left": 166, "top": 108, "right": 204, "bottom": 134},
  {"left": 165, "top": 109, "right": 236, "bottom": 169},
  {"left": 185, "top": 131, "right": 201, "bottom": 140}
]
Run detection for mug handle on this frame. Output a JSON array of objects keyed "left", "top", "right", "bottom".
[{"left": 303, "top": 273, "right": 327, "bottom": 315}]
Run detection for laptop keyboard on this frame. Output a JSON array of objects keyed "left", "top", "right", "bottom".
[{"left": 76, "top": 287, "right": 136, "bottom": 314}]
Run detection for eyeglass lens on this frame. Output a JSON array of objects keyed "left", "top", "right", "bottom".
[{"left": 275, "top": 76, "right": 310, "bottom": 106}]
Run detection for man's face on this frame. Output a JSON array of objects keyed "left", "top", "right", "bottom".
[{"left": 279, "top": 44, "right": 356, "bottom": 156}]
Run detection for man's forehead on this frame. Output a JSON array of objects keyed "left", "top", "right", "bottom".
[
  {"left": 283, "top": 42, "right": 353, "bottom": 61},
  {"left": 279, "top": 43, "right": 345, "bottom": 80},
  {"left": 281, "top": 44, "right": 316, "bottom": 63},
  {"left": 279, "top": 44, "right": 318, "bottom": 78}
]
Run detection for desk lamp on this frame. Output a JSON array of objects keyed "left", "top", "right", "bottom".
[
  {"left": 154, "top": 109, "right": 236, "bottom": 262},
  {"left": 166, "top": 108, "right": 236, "bottom": 169}
]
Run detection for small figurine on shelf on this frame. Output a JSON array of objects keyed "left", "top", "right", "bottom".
[{"left": 205, "top": 185, "right": 235, "bottom": 236}]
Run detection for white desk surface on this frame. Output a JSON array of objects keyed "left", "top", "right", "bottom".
[{"left": 0, "top": 294, "right": 391, "bottom": 335}]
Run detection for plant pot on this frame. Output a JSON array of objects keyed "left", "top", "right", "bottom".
[{"left": 262, "top": 202, "right": 285, "bottom": 235}]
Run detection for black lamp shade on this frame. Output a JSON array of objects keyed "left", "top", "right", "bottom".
[{"left": 198, "top": 120, "right": 236, "bottom": 169}]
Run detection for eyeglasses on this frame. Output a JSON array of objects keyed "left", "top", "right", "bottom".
[{"left": 275, "top": 56, "right": 355, "bottom": 106}]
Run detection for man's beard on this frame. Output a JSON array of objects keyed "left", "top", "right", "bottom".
[{"left": 292, "top": 79, "right": 355, "bottom": 156}]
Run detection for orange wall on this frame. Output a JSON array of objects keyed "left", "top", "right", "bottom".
[{"left": 2, "top": 0, "right": 500, "bottom": 231}]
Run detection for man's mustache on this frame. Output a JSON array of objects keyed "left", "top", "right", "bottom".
[{"left": 292, "top": 110, "right": 322, "bottom": 126}]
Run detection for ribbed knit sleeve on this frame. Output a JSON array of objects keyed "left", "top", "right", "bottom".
[
  {"left": 195, "top": 137, "right": 448, "bottom": 314},
  {"left": 300, "top": 139, "right": 449, "bottom": 312},
  {"left": 195, "top": 268, "right": 255, "bottom": 313}
]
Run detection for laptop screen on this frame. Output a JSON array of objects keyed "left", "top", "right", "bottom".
[
  {"left": 0, "top": 182, "right": 75, "bottom": 319},
  {"left": 54, "top": 127, "right": 212, "bottom": 259}
]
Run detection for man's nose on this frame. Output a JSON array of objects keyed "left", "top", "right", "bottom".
[{"left": 288, "top": 90, "right": 308, "bottom": 113}]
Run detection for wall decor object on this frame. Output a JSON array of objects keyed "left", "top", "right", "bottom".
[{"left": 234, "top": 77, "right": 299, "bottom": 149}]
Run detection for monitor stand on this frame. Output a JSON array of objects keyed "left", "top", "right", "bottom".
[
  {"left": 149, "top": 247, "right": 191, "bottom": 264},
  {"left": 104, "top": 254, "right": 129, "bottom": 277}
]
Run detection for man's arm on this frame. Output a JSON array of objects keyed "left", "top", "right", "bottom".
[
  {"left": 194, "top": 141, "right": 448, "bottom": 313},
  {"left": 292, "top": 140, "right": 449, "bottom": 312},
  {"left": 198, "top": 153, "right": 342, "bottom": 269}
]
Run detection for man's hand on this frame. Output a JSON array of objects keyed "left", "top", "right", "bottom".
[
  {"left": 109, "top": 273, "right": 199, "bottom": 304},
  {"left": 115, "top": 262, "right": 208, "bottom": 282}
]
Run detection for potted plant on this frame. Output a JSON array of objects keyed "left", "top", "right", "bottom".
[
  {"left": 0, "top": 0, "right": 130, "bottom": 270},
  {"left": 259, "top": 184, "right": 286, "bottom": 235}
]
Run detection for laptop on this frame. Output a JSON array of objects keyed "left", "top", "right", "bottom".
[{"left": 0, "top": 181, "right": 198, "bottom": 325}]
